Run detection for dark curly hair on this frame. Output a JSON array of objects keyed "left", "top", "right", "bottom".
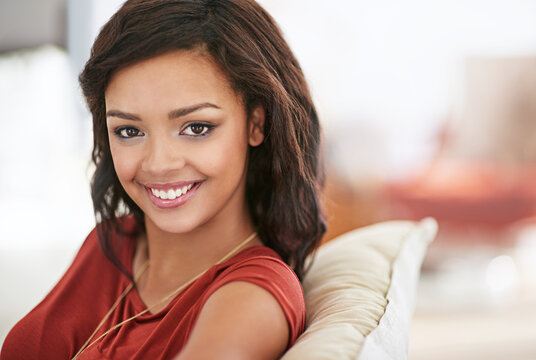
[{"left": 79, "top": 0, "right": 326, "bottom": 280}]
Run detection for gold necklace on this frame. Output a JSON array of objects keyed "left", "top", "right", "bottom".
[{"left": 72, "top": 231, "right": 258, "bottom": 360}]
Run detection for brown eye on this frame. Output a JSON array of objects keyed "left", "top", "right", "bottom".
[
  {"left": 190, "top": 124, "right": 205, "bottom": 134},
  {"left": 125, "top": 128, "right": 140, "bottom": 137},
  {"left": 182, "top": 123, "right": 214, "bottom": 137},
  {"left": 115, "top": 127, "right": 144, "bottom": 139}
]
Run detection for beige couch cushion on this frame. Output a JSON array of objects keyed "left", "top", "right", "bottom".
[{"left": 282, "top": 218, "right": 437, "bottom": 360}]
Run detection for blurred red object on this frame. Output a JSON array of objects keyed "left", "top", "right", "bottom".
[
  {"left": 386, "top": 160, "right": 536, "bottom": 232},
  {"left": 387, "top": 57, "right": 536, "bottom": 242}
]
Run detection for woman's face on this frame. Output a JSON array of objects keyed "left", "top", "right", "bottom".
[{"left": 105, "top": 50, "right": 264, "bottom": 235}]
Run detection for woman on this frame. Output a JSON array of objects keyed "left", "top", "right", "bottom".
[{"left": 1, "top": 0, "right": 325, "bottom": 359}]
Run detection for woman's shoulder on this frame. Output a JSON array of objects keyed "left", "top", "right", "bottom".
[
  {"left": 22, "top": 221, "right": 130, "bottom": 308},
  {"left": 0, "top": 222, "right": 130, "bottom": 360},
  {"left": 222, "top": 246, "right": 302, "bottom": 288},
  {"left": 174, "top": 246, "right": 306, "bottom": 358},
  {"left": 209, "top": 246, "right": 306, "bottom": 346}
]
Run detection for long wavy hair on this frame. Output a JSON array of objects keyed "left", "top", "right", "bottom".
[{"left": 79, "top": 0, "right": 326, "bottom": 280}]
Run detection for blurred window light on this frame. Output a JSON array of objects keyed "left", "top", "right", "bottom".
[{"left": 485, "top": 255, "right": 519, "bottom": 294}]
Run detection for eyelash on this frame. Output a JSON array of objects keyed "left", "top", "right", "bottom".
[{"left": 113, "top": 123, "right": 216, "bottom": 140}]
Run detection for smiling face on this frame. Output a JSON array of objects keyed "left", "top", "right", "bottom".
[{"left": 105, "top": 49, "right": 264, "bottom": 235}]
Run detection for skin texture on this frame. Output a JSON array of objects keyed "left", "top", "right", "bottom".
[
  {"left": 178, "top": 281, "right": 289, "bottom": 360},
  {"left": 104, "top": 49, "right": 288, "bottom": 358}
]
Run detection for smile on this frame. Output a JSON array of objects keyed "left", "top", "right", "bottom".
[
  {"left": 150, "top": 183, "right": 194, "bottom": 199},
  {"left": 143, "top": 181, "right": 202, "bottom": 209}
]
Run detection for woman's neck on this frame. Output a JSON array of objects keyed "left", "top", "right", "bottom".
[
  {"left": 145, "top": 214, "right": 258, "bottom": 276},
  {"left": 132, "top": 203, "right": 261, "bottom": 312}
]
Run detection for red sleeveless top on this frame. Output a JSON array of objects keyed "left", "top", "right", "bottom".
[{"left": 0, "top": 226, "right": 305, "bottom": 359}]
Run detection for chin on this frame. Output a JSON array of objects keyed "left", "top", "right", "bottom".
[{"left": 145, "top": 211, "right": 205, "bottom": 235}]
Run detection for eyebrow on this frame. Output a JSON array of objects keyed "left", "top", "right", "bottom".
[{"left": 106, "top": 102, "right": 221, "bottom": 121}]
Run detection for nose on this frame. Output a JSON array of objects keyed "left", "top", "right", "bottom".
[{"left": 141, "top": 135, "right": 186, "bottom": 175}]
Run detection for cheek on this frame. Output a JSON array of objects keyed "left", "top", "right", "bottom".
[
  {"left": 110, "top": 143, "right": 139, "bottom": 184},
  {"left": 200, "top": 130, "right": 249, "bottom": 178}
]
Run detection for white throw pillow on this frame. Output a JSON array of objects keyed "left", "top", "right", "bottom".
[{"left": 282, "top": 218, "right": 437, "bottom": 360}]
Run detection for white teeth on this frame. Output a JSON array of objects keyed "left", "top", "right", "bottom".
[{"left": 150, "top": 183, "right": 196, "bottom": 200}]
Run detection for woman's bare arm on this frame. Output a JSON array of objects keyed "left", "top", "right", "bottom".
[{"left": 175, "top": 281, "right": 289, "bottom": 360}]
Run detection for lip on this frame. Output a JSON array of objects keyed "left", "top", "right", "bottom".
[{"left": 143, "top": 180, "right": 203, "bottom": 209}]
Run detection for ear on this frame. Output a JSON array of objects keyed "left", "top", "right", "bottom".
[{"left": 248, "top": 105, "right": 265, "bottom": 147}]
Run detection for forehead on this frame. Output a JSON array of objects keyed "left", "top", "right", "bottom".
[{"left": 105, "top": 49, "right": 241, "bottom": 112}]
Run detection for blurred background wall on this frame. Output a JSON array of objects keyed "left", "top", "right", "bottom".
[{"left": 1, "top": 0, "right": 536, "bottom": 358}]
